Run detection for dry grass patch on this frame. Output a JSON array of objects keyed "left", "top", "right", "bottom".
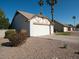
[{"left": 55, "top": 32, "right": 71, "bottom": 35}]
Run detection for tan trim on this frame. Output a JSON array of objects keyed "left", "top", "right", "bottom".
[
  {"left": 33, "top": 23, "right": 50, "bottom": 26},
  {"left": 49, "top": 25, "right": 51, "bottom": 35}
]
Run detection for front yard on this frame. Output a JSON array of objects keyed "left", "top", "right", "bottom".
[{"left": 0, "top": 37, "right": 79, "bottom": 59}]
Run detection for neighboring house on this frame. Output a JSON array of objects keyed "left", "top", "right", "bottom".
[
  {"left": 63, "top": 24, "right": 74, "bottom": 32},
  {"left": 63, "top": 25, "right": 69, "bottom": 32},
  {"left": 11, "top": 10, "right": 54, "bottom": 36},
  {"left": 54, "top": 20, "right": 64, "bottom": 32},
  {"left": 53, "top": 20, "right": 74, "bottom": 32}
]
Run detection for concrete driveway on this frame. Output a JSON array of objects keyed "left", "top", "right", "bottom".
[{"left": 40, "top": 32, "right": 79, "bottom": 44}]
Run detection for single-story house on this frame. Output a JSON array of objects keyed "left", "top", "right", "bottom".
[
  {"left": 54, "top": 20, "right": 64, "bottom": 32},
  {"left": 63, "top": 24, "right": 74, "bottom": 32},
  {"left": 11, "top": 10, "right": 54, "bottom": 36},
  {"left": 53, "top": 20, "right": 74, "bottom": 32}
]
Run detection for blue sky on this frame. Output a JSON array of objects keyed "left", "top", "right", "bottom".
[{"left": 0, "top": 0, "right": 79, "bottom": 25}]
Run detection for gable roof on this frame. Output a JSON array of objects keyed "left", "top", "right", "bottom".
[
  {"left": 17, "top": 10, "right": 54, "bottom": 24},
  {"left": 10, "top": 10, "right": 54, "bottom": 27},
  {"left": 54, "top": 20, "right": 64, "bottom": 26},
  {"left": 63, "top": 24, "right": 74, "bottom": 27},
  {"left": 17, "top": 10, "right": 49, "bottom": 20},
  {"left": 53, "top": 20, "right": 74, "bottom": 27},
  {"left": 50, "top": 20, "right": 64, "bottom": 26},
  {"left": 17, "top": 10, "right": 34, "bottom": 20},
  {"left": 16, "top": 10, "right": 48, "bottom": 19}
]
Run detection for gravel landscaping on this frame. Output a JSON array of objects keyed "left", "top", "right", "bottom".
[{"left": 0, "top": 37, "right": 79, "bottom": 59}]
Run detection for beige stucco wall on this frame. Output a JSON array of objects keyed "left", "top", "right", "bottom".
[
  {"left": 30, "top": 17, "right": 54, "bottom": 36},
  {"left": 50, "top": 25, "right": 54, "bottom": 34},
  {"left": 70, "top": 28, "right": 73, "bottom": 31},
  {"left": 64, "top": 27, "right": 68, "bottom": 32}
]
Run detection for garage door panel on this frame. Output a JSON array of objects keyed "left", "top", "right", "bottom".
[{"left": 30, "top": 24, "right": 49, "bottom": 36}]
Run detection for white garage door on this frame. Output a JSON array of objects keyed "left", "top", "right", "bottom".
[{"left": 30, "top": 24, "right": 50, "bottom": 36}]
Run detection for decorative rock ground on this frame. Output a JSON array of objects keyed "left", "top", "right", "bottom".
[{"left": 0, "top": 37, "right": 79, "bottom": 59}]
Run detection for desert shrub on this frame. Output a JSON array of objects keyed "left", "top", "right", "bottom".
[
  {"left": 5, "top": 29, "right": 28, "bottom": 47},
  {"left": 59, "top": 43, "right": 67, "bottom": 49},
  {"left": 5, "top": 30, "right": 16, "bottom": 39},
  {"left": 12, "top": 30, "right": 27, "bottom": 46},
  {"left": 63, "top": 44, "right": 67, "bottom": 48}
]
